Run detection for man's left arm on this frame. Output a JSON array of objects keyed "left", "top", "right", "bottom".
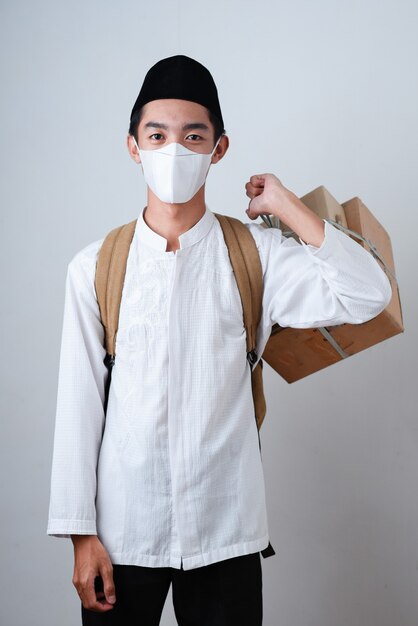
[{"left": 244, "top": 173, "right": 392, "bottom": 330}]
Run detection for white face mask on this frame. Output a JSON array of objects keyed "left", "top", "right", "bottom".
[{"left": 133, "top": 135, "right": 222, "bottom": 204}]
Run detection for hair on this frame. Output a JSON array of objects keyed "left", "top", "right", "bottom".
[{"left": 128, "top": 104, "right": 226, "bottom": 147}]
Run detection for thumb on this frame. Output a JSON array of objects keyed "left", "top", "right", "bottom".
[{"left": 101, "top": 565, "right": 116, "bottom": 604}]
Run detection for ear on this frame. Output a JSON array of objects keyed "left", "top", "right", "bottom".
[
  {"left": 127, "top": 134, "right": 141, "bottom": 164},
  {"left": 212, "top": 134, "right": 229, "bottom": 164}
]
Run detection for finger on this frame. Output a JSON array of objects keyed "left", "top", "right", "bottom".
[
  {"left": 100, "top": 563, "right": 116, "bottom": 605},
  {"left": 84, "top": 598, "right": 115, "bottom": 612},
  {"left": 246, "top": 200, "right": 261, "bottom": 220},
  {"left": 245, "top": 183, "right": 264, "bottom": 198},
  {"left": 245, "top": 181, "right": 257, "bottom": 193},
  {"left": 245, "top": 209, "right": 258, "bottom": 220},
  {"left": 84, "top": 576, "right": 115, "bottom": 612},
  {"left": 84, "top": 597, "right": 115, "bottom": 612},
  {"left": 249, "top": 174, "right": 265, "bottom": 187}
]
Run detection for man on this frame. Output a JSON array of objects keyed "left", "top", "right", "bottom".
[{"left": 47, "top": 55, "right": 392, "bottom": 625}]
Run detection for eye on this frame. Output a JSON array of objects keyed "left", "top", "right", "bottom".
[
  {"left": 150, "top": 133, "right": 164, "bottom": 140},
  {"left": 186, "top": 134, "right": 203, "bottom": 141}
]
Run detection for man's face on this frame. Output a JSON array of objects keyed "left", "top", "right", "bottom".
[{"left": 127, "top": 98, "right": 229, "bottom": 166}]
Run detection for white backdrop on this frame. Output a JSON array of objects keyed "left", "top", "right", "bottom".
[{"left": 1, "top": 1, "right": 417, "bottom": 625}]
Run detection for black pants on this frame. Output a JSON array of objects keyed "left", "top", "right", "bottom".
[{"left": 81, "top": 551, "right": 263, "bottom": 626}]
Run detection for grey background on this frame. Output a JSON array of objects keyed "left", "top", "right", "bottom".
[{"left": 1, "top": 0, "right": 417, "bottom": 624}]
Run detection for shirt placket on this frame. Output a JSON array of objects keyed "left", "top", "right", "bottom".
[{"left": 166, "top": 248, "right": 201, "bottom": 567}]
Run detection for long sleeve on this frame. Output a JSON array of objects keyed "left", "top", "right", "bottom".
[
  {"left": 46, "top": 239, "right": 107, "bottom": 538},
  {"left": 247, "top": 219, "right": 392, "bottom": 331}
]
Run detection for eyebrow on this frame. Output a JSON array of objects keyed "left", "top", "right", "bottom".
[{"left": 144, "top": 121, "right": 210, "bottom": 132}]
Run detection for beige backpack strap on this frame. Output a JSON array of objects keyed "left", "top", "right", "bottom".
[
  {"left": 214, "top": 214, "right": 263, "bottom": 356},
  {"left": 214, "top": 213, "right": 266, "bottom": 430},
  {"left": 95, "top": 219, "right": 137, "bottom": 360}
]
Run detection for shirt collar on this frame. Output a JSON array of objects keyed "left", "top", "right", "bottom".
[{"left": 135, "top": 204, "right": 216, "bottom": 252}]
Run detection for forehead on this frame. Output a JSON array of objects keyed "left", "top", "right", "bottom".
[{"left": 141, "top": 98, "right": 211, "bottom": 122}]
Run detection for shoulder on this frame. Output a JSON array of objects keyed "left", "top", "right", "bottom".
[
  {"left": 67, "top": 237, "right": 105, "bottom": 288},
  {"left": 244, "top": 221, "right": 273, "bottom": 246},
  {"left": 214, "top": 214, "right": 292, "bottom": 268},
  {"left": 244, "top": 220, "right": 288, "bottom": 246},
  {"left": 243, "top": 220, "right": 293, "bottom": 262}
]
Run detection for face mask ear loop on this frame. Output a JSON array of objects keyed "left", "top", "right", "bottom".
[
  {"left": 132, "top": 136, "right": 141, "bottom": 157},
  {"left": 211, "top": 134, "right": 223, "bottom": 157}
]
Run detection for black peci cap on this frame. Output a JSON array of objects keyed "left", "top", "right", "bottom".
[{"left": 130, "top": 55, "right": 224, "bottom": 130}]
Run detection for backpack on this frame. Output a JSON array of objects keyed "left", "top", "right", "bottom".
[{"left": 94, "top": 212, "right": 276, "bottom": 560}]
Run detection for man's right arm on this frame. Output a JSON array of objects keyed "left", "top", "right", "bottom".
[
  {"left": 46, "top": 240, "right": 107, "bottom": 538},
  {"left": 47, "top": 242, "right": 118, "bottom": 612}
]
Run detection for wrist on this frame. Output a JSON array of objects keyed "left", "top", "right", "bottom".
[
  {"left": 269, "top": 186, "right": 296, "bottom": 219},
  {"left": 71, "top": 534, "right": 97, "bottom": 545}
]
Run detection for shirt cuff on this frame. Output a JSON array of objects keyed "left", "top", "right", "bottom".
[
  {"left": 47, "top": 518, "right": 97, "bottom": 538},
  {"left": 298, "top": 219, "right": 335, "bottom": 258}
]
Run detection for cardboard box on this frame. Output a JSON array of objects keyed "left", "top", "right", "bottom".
[
  {"left": 279, "top": 185, "right": 348, "bottom": 238},
  {"left": 260, "top": 191, "right": 403, "bottom": 383}
]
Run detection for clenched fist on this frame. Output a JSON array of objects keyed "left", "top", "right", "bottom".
[{"left": 244, "top": 173, "right": 290, "bottom": 220}]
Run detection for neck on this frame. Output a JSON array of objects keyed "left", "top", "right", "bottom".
[{"left": 142, "top": 187, "right": 207, "bottom": 252}]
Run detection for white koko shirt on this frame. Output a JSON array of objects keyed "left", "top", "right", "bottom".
[{"left": 47, "top": 204, "right": 392, "bottom": 570}]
